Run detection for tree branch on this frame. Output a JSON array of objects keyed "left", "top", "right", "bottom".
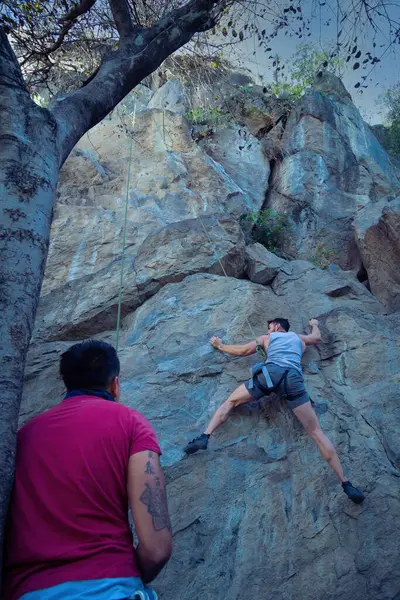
[
  {"left": 58, "top": 0, "right": 98, "bottom": 24},
  {"left": 21, "top": 0, "right": 98, "bottom": 60},
  {"left": 39, "top": 21, "right": 76, "bottom": 56},
  {"left": 50, "top": 0, "right": 224, "bottom": 164},
  {"left": 141, "top": 0, "right": 222, "bottom": 42},
  {"left": 0, "top": 26, "right": 27, "bottom": 91},
  {"left": 128, "top": 0, "right": 144, "bottom": 28},
  {"left": 109, "top": 0, "right": 137, "bottom": 37}
]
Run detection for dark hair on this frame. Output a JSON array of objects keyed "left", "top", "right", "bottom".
[
  {"left": 60, "top": 340, "right": 120, "bottom": 391},
  {"left": 268, "top": 318, "right": 290, "bottom": 332}
]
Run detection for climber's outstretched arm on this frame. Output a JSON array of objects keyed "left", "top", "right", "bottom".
[
  {"left": 299, "top": 318, "right": 322, "bottom": 345},
  {"left": 210, "top": 335, "right": 269, "bottom": 356}
]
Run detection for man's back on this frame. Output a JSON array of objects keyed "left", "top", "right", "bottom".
[
  {"left": 4, "top": 394, "right": 161, "bottom": 600},
  {"left": 266, "top": 331, "right": 304, "bottom": 372}
]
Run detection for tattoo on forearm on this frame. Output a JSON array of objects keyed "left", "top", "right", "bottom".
[
  {"left": 145, "top": 460, "right": 155, "bottom": 475},
  {"left": 140, "top": 477, "right": 171, "bottom": 532}
]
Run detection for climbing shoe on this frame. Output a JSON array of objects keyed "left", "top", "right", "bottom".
[
  {"left": 184, "top": 433, "right": 209, "bottom": 455},
  {"left": 342, "top": 481, "right": 365, "bottom": 504}
]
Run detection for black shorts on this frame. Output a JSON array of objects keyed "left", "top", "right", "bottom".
[{"left": 244, "top": 363, "right": 309, "bottom": 409}]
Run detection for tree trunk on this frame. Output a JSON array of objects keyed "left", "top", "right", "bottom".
[
  {"left": 0, "top": 85, "right": 60, "bottom": 574},
  {"left": 0, "top": 0, "right": 222, "bottom": 582}
]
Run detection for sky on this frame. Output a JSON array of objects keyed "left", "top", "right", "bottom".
[{"left": 215, "top": 0, "right": 400, "bottom": 124}]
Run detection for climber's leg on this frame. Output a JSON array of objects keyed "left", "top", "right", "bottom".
[
  {"left": 291, "top": 400, "right": 365, "bottom": 503},
  {"left": 291, "top": 400, "right": 346, "bottom": 482},
  {"left": 184, "top": 384, "right": 254, "bottom": 455},
  {"left": 205, "top": 384, "right": 253, "bottom": 435}
]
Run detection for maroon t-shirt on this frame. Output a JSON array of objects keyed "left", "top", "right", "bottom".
[{"left": 3, "top": 395, "right": 161, "bottom": 600}]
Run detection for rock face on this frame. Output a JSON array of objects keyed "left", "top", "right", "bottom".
[
  {"left": 353, "top": 196, "right": 400, "bottom": 312},
  {"left": 147, "top": 78, "right": 188, "bottom": 114},
  {"left": 20, "top": 72, "right": 400, "bottom": 600},
  {"left": 267, "top": 72, "right": 400, "bottom": 274},
  {"left": 199, "top": 124, "right": 270, "bottom": 211},
  {"left": 35, "top": 106, "right": 266, "bottom": 340},
  {"left": 23, "top": 266, "right": 400, "bottom": 600},
  {"left": 245, "top": 243, "right": 285, "bottom": 284},
  {"left": 135, "top": 214, "right": 246, "bottom": 299},
  {"left": 35, "top": 213, "right": 245, "bottom": 341}
]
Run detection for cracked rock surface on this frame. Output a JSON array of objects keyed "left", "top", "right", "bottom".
[{"left": 21, "top": 72, "right": 400, "bottom": 600}]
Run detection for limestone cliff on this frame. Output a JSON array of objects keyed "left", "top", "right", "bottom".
[{"left": 21, "top": 69, "right": 400, "bottom": 600}]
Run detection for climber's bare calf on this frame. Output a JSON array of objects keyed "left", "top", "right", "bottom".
[{"left": 292, "top": 401, "right": 346, "bottom": 483}]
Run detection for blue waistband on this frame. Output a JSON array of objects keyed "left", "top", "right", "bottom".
[{"left": 20, "top": 577, "right": 158, "bottom": 599}]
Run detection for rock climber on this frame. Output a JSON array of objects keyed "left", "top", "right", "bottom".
[
  {"left": 3, "top": 340, "right": 172, "bottom": 600},
  {"left": 184, "top": 318, "right": 365, "bottom": 504}
]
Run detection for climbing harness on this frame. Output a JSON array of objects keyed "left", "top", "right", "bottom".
[{"left": 248, "top": 362, "right": 289, "bottom": 396}]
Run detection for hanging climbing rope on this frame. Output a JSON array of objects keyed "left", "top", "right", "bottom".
[
  {"left": 114, "top": 81, "right": 268, "bottom": 358},
  {"left": 116, "top": 103, "right": 136, "bottom": 353},
  {"left": 198, "top": 214, "right": 266, "bottom": 360}
]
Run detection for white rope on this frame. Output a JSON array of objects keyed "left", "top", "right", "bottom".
[{"left": 116, "top": 102, "right": 137, "bottom": 352}]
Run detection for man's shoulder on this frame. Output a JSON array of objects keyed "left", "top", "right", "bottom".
[
  {"left": 124, "top": 406, "right": 154, "bottom": 428},
  {"left": 18, "top": 403, "right": 61, "bottom": 436},
  {"left": 271, "top": 331, "right": 302, "bottom": 341},
  {"left": 293, "top": 332, "right": 304, "bottom": 340},
  {"left": 83, "top": 399, "right": 146, "bottom": 425},
  {"left": 18, "top": 399, "right": 144, "bottom": 433},
  {"left": 18, "top": 399, "right": 150, "bottom": 431},
  {"left": 99, "top": 401, "right": 152, "bottom": 427}
]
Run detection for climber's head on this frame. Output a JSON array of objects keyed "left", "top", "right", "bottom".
[
  {"left": 267, "top": 318, "right": 290, "bottom": 333},
  {"left": 60, "top": 340, "right": 121, "bottom": 401}
]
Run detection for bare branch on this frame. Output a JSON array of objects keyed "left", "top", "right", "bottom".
[
  {"left": 109, "top": 0, "right": 137, "bottom": 37},
  {"left": 58, "top": 0, "right": 98, "bottom": 24},
  {"left": 35, "top": 22, "right": 75, "bottom": 57},
  {"left": 0, "top": 27, "right": 27, "bottom": 91},
  {"left": 50, "top": 0, "right": 224, "bottom": 163},
  {"left": 128, "top": 0, "right": 144, "bottom": 27},
  {"left": 138, "top": 0, "right": 224, "bottom": 46},
  {"left": 27, "top": 0, "right": 99, "bottom": 59}
]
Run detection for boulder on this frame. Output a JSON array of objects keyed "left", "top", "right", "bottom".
[
  {"left": 353, "top": 196, "right": 400, "bottom": 312},
  {"left": 223, "top": 88, "right": 283, "bottom": 136},
  {"left": 35, "top": 214, "right": 245, "bottom": 341},
  {"left": 37, "top": 107, "right": 269, "bottom": 340},
  {"left": 245, "top": 243, "right": 285, "bottom": 284},
  {"left": 267, "top": 73, "right": 400, "bottom": 269},
  {"left": 148, "top": 78, "right": 188, "bottom": 114},
  {"left": 311, "top": 70, "right": 352, "bottom": 101},
  {"left": 35, "top": 106, "right": 271, "bottom": 340},
  {"left": 199, "top": 124, "right": 270, "bottom": 210},
  {"left": 58, "top": 108, "right": 263, "bottom": 220},
  {"left": 135, "top": 214, "right": 246, "bottom": 299}
]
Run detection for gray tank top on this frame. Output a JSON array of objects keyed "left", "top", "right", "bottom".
[{"left": 266, "top": 332, "right": 303, "bottom": 373}]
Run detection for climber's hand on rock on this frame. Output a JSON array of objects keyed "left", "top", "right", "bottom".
[
  {"left": 309, "top": 319, "right": 319, "bottom": 327},
  {"left": 210, "top": 336, "right": 223, "bottom": 350}
]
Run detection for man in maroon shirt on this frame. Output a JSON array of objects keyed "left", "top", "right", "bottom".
[{"left": 2, "top": 340, "right": 172, "bottom": 600}]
